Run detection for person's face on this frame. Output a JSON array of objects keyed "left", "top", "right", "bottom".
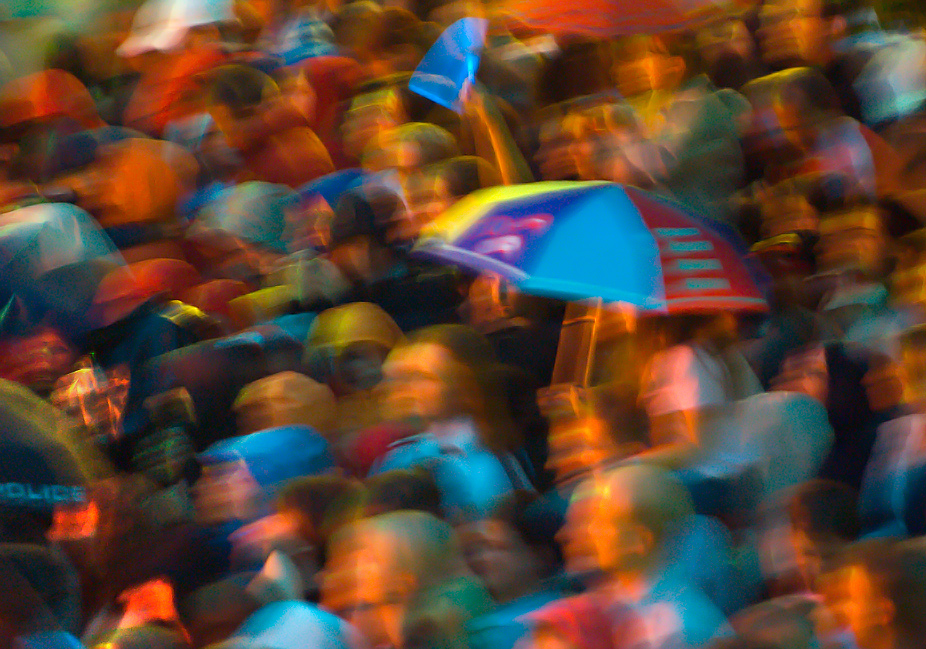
[
  {"left": 697, "top": 18, "right": 755, "bottom": 68},
  {"left": 535, "top": 117, "right": 581, "bottom": 181},
  {"left": 791, "top": 529, "right": 843, "bottom": 591},
  {"left": 545, "top": 417, "right": 615, "bottom": 485},
  {"left": 559, "top": 484, "right": 651, "bottom": 577},
  {"left": 334, "top": 341, "right": 389, "bottom": 392},
  {"left": 459, "top": 520, "right": 538, "bottom": 602},
  {"left": 0, "top": 329, "right": 76, "bottom": 397},
  {"left": 343, "top": 98, "right": 402, "bottom": 161},
  {"left": 614, "top": 44, "right": 679, "bottom": 98},
  {"left": 817, "top": 210, "right": 888, "bottom": 277},
  {"left": 901, "top": 339, "right": 926, "bottom": 409},
  {"left": 192, "top": 460, "right": 260, "bottom": 524},
  {"left": 842, "top": 565, "right": 892, "bottom": 649},
  {"left": 759, "top": 0, "right": 830, "bottom": 68},
  {"left": 382, "top": 343, "right": 469, "bottom": 424},
  {"left": 323, "top": 535, "right": 410, "bottom": 648},
  {"left": 399, "top": 172, "right": 451, "bottom": 243}
]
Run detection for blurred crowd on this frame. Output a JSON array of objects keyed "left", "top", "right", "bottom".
[{"left": 3, "top": 0, "right": 926, "bottom": 647}]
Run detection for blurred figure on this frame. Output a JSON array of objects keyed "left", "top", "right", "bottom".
[
  {"left": 695, "top": 12, "right": 766, "bottom": 90},
  {"left": 372, "top": 325, "right": 533, "bottom": 521},
  {"left": 741, "top": 68, "right": 901, "bottom": 198},
  {"left": 233, "top": 371, "right": 337, "bottom": 438},
  {"left": 815, "top": 204, "right": 906, "bottom": 356},
  {"left": 364, "top": 468, "right": 442, "bottom": 516},
  {"left": 266, "top": 0, "right": 339, "bottom": 65},
  {"left": 640, "top": 314, "right": 763, "bottom": 470},
  {"left": 828, "top": 539, "right": 926, "bottom": 649},
  {"left": 194, "top": 425, "right": 334, "bottom": 534},
  {"left": 787, "top": 480, "right": 861, "bottom": 592},
  {"left": 461, "top": 496, "right": 568, "bottom": 649},
  {"left": 0, "top": 325, "right": 78, "bottom": 399},
  {"left": 757, "top": 0, "right": 881, "bottom": 120},
  {"left": 558, "top": 466, "right": 730, "bottom": 649},
  {"left": 323, "top": 511, "right": 493, "bottom": 649},
  {"left": 604, "top": 34, "right": 750, "bottom": 219},
  {"left": 206, "top": 65, "right": 335, "bottom": 188}
]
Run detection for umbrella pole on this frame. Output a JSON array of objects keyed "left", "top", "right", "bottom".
[{"left": 538, "top": 297, "right": 603, "bottom": 420}]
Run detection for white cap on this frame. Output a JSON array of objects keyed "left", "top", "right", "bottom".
[{"left": 117, "top": 0, "right": 235, "bottom": 57}]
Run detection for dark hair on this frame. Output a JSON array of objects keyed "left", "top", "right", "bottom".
[
  {"left": 329, "top": 185, "right": 404, "bottom": 248},
  {"left": 788, "top": 479, "right": 861, "bottom": 542},
  {"left": 489, "top": 492, "right": 565, "bottom": 572},
  {"left": 535, "top": 41, "right": 614, "bottom": 108},
  {"left": 365, "top": 468, "right": 442, "bottom": 517},
  {"left": 276, "top": 475, "right": 366, "bottom": 557},
  {"left": 208, "top": 66, "right": 278, "bottom": 118},
  {"left": 431, "top": 156, "right": 501, "bottom": 199}
]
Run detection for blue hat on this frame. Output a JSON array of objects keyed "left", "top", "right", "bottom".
[
  {"left": 296, "top": 169, "right": 367, "bottom": 209},
  {"left": 199, "top": 425, "right": 334, "bottom": 494}
]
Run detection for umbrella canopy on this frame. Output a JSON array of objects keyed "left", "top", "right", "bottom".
[
  {"left": 0, "top": 70, "right": 104, "bottom": 130},
  {"left": 0, "top": 203, "right": 124, "bottom": 332},
  {"left": 415, "top": 181, "right": 768, "bottom": 313},
  {"left": 501, "top": 0, "right": 726, "bottom": 37},
  {"left": 0, "top": 203, "right": 120, "bottom": 280}
]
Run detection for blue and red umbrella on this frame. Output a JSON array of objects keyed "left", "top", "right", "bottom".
[{"left": 415, "top": 181, "right": 769, "bottom": 313}]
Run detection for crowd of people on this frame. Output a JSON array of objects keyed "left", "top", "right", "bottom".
[{"left": 2, "top": 0, "right": 926, "bottom": 647}]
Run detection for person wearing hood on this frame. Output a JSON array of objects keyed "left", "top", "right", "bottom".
[{"left": 205, "top": 65, "right": 335, "bottom": 189}]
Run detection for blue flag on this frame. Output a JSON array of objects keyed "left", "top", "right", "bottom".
[{"left": 409, "top": 17, "right": 488, "bottom": 113}]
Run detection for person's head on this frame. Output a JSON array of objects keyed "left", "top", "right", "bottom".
[
  {"left": 176, "top": 576, "right": 263, "bottom": 648},
  {"left": 52, "top": 138, "right": 197, "bottom": 231},
  {"left": 207, "top": 65, "right": 281, "bottom": 150},
  {"left": 899, "top": 325, "right": 926, "bottom": 410},
  {"left": 306, "top": 302, "right": 405, "bottom": 395},
  {"left": 758, "top": 0, "right": 871, "bottom": 69},
  {"left": 275, "top": 475, "right": 367, "bottom": 563},
  {"left": 365, "top": 122, "right": 459, "bottom": 192},
  {"left": 400, "top": 156, "right": 500, "bottom": 242},
  {"left": 364, "top": 468, "right": 442, "bottom": 517},
  {"left": 612, "top": 34, "right": 694, "bottom": 99},
  {"left": 559, "top": 465, "right": 694, "bottom": 580},
  {"left": 545, "top": 414, "right": 621, "bottom": 486},
  {"left": 341, "top": 82, "right": 408, "bottom": 163},
  {"left": 381, "top": 324, "right": 518, "bottom": 450},
  {"left": 325, "top": 186, "right": 405, "bottom": 283},
  {"left": 0, "top": 544, "right": 81, "bottom": 637},
  {"left": 458, "top": 494, "right": 563, "bottom": 603},
  {"left": 322, "top": 511, "right": 466, "bottom": 648},
  {"left": 817, "top": 203, "right": 890, "bottom": 278},
  {"left": 117, "top": 0, "right": 233, "bottom": 62},
  {"left": 787, "top": 479, "right": 860, "bottom": 591},
  {"left": 696, "top": 14, "right": 761, "bottom": 90},
  {"left": 741, "top": 68, "right": 842, "bottom": 176},
  {"left": 0, "top": 326, "right": 76, "bottom": 398},
  {"left": 831, "top": 539, "right": 926, "bottom": 649},
  {"left": 233, "top": 372, "right": 338, "bottom": 438}
]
